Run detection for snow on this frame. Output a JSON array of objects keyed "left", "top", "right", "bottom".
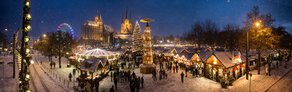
[
  {"left": 32, "top": 54, "right": 76, "bottom": 92},
  {"left": 1, "top": 54, "right": 292, "bottom": 92},
  {"left": 0, "top": 55, "right": 18, "bottom": 92},
  {"left": 29, "top": 63, "right": 67, "bottom": 92},
  {"left": 226, "top": 60, "right": 292, "bottom": 92}
]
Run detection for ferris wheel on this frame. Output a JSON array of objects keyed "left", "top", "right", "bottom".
[{"left": 57, "top": 23, "right": 75, "bottom": 38}]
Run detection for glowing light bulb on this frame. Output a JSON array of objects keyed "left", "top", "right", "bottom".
[
  {"left": 25, "top": 2, "right": 29, "bottom": 6},
  {"left": 254, "top": 20, "right": 261, "bottom": 28},
  {"left": 26, "top": 25, "right": 31, "bottom": 31},
  {"left": 26, "top": 14, "right": 31, "bottom": 20},
  {"left": 43, "top": 34, "right": 47, "bottom": 38},
  {"left": 26, "top": 49, "right": 30, "bottom": 53},
  {"left": 30, "top": 60, "right": 34, "bottom": 64},
  {"left": 25, "top": 37, "right": 29, "bottom": 42},
  {"left": 26, "top": 74, "right": 30, "bottom": 79}
]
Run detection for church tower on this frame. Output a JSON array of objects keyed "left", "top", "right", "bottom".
[{"left": 120, "top": 9, "right": 133, "bottom": 35}]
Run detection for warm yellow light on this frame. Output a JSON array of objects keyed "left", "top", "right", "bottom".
[
  {"left": 213, "top": 57, "right": 217, "bottom": 65},
  {"left": 26, "top": 25, "right": 31, "bottom": 31},
  {"left": 254, "top": 20, "right": 261, "bottom": 28},
  {"left": 25, "top": 2, "right": 30, "bottom": 6},
  {"left": 43, "top": 34, "right": 47, "bottom": 38},
  {"left": 26, "top": 74, "right": 30, "bottom": 79},
  {"left": 3, "top": 48, "right": 7, "bottom": 52},
  {"left": 26, "top": 49, "right": 30, "bottom": 53},
  {"left": 26, "top": 14, "right": 31, "bottom": 20},
  {"left": 25, "top": 37, "right": 29, "bottom": 42},
  {"left": 30, "top": 60, "right": 34, "bottom": 64}
]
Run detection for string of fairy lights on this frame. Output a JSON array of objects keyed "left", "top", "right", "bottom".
[{"left": 19, "top": 0, "right": 32, "bottom": 91}]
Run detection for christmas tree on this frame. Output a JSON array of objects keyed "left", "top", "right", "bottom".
[{"left": 132, "top": 21, "right": 144, "bottom": 52}]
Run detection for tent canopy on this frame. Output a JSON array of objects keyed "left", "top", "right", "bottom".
[{"left": 77, "top": 48, "right": 118, "bottom": 58}]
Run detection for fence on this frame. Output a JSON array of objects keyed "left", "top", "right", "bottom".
[{"left": 38, "top": 62, "right": 77, "bottom": 91}]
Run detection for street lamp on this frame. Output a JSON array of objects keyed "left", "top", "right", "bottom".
[
  {"left": 246, "top": 20, "right": 262, "bottom": 80},
  {"left": 254, "top": 20, "right": 261, "bottom": 75},
  {"left": 43, "top": 34, "right": 47, "bottom": 38},
  {"left": 254, "top": 21, "right": 261, "bottom": 28}
]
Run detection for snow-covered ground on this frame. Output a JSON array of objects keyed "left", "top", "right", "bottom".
[
  {"left": 29, "top": 62, "right": 67, "bottom": 92},
  {"left": 0, "top": 55, "right": 18, "bottom": 92},
  {"left": 1, "top": 54, "right": 292, "bottom": 92},
  {"left": 226, "top": 61, "right": 292, "bottom": 92},
  {"left": 98, "top": 68, "right": 223, "bottom": 92},
  {"left": 267, "top": 69, "right": 292, "bottom": 92},
  {"left": 32, "top": 54, "right": 75, "bottom": 92}
]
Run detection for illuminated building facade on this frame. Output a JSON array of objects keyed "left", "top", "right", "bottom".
[
  {"left": 120, "top": 9, "right": 133, "bottom": 35},
  {"left": 116, "top": 9, "right": 133, "bottom": 41},
  {"left": 80, "top": 15, "right": 114, "bottom": 45}
]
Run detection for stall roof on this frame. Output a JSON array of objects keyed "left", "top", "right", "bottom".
[
  {"left": 186, "top": 47, "right": 198, "bottom": 53},
  {"left": 212, "top": 52, "right": 235, "bottom": 68},
  {"left": 178, "top": 53, "right": 194, "bottom": 60},
  {"left": 207, "top": 51, "right": 246, "bottom": 68},
  {"left": 80, "top": 58, "right": 108, "bottom": 72},
  {"left": 198, "top": 51, "right": 213, "bottom": 61},
  {"left": 77, "top": 48, "right": 117, "bottom": 57}
]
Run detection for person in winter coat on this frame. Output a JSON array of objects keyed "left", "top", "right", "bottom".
[
  {"left": 181, "top": 72, "right": 185, "bottom": 83},
  {"left": 110, "top": 85, "right": 115, "bottom": 92}
]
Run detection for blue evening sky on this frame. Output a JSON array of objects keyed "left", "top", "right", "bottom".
[{"left": 1, "top": 0, "right": 292, "bottom": 38}]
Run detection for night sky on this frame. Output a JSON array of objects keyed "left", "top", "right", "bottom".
[{"left": 1, "top": 0, "right": 292, "bottom": 39}]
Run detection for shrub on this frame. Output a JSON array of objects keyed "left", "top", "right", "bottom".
[{"left": 227, "top": 76, "right": 235, "bottom": 86}]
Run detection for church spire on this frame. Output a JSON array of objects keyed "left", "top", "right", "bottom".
[
  {"left": 125, "top": 8, "right": 128, "bottom": 19},
  {"left": 99, "top": 14, "right": 103, "bottom": 22},
  {"left": 122, "top": 12, "right": 124, "bottom": 20},
  {"left": 129, "top": 11, "right": 132, "bottom": 22}
]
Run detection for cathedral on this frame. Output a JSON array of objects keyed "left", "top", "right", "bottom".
[
  {"left": 120, "top": 10, "right": 133, "bottom": 35},
  {"left": 116, "top": 9, "right": 134, "bottom": 40},
  {"left": 80, "top": 15, "right": 114, "bottom": 46}
]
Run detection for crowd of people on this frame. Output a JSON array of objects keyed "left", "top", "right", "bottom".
[
  {"left": 109, "top": 68, "right": 144, "bottom": 92},
  {"left": 72, "top": 50, "right": 292, "bottom": 92}
]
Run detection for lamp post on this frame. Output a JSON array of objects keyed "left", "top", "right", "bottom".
[
  {"left": 245, "top": 28, "right": 249, "bottom": 80},
  {"left": 19, "top": 0, "right": 32, "bottom": 91},
  {"left": 254, "top": 21, "right": 261, "bottom": 75},
  {"left": 246, "top": 20, "right": 261, "bottom": 80}
]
